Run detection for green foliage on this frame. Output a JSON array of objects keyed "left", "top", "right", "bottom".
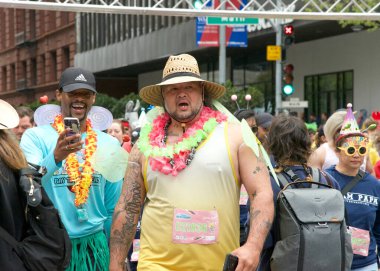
[
  {"left": 218, "top": 80, "right": 265, "bottom": 113},
  {"left": 303, "top": 0, "right": 380, "bottom": 31}
]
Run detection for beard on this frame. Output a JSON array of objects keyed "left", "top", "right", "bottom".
[{"left": 165, "top": 103, "right": 203, "bottom": 123}]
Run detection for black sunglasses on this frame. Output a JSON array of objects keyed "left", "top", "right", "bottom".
[{"left": 251, "top": 126, "right": 258, "bottom": 134}]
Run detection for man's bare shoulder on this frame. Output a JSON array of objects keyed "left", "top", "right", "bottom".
[
  {"left": 128, "top": 143, "right": 144, "bottom": 167},
  {"left": 226, "top": 121, "right": 243, "bottom": 146}
]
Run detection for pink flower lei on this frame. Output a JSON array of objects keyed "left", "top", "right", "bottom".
[{"left": 138, "top": 106, "right": 227, "bottom": 176}]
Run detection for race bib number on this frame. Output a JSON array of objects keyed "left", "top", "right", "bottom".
[
  {"left": 130, "top": 239, "right": 140, "bottom": 262},
  {"left": 172, "top": 208, "right": 219, "bottom": 244},
  {"left": 349, "top": 226, "right": 370, "bottom": 256},
  {"left": 239, "top": 185, "right": 249, "bottom": 205}
]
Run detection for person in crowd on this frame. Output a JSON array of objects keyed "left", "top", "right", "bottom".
[
  {"left": 233, "top": 109, "right": 257, "bottom": 246},
  {"left": 309, "top": 110, "right": 373, "bottom": 174},
  {"left": 109, "top": 54, "right": 274, "bottom": 271},
  {"left": 305, "top": 122, "right": 318, "bottom": 145},
  {"left": 325, "top": 104, "right": 380, "bottom": 271},
  {"left": 12, "top": 106, "right": 34, "bottom": 141},
  {"left": 234, "top": 109, "right": 257, "bottom": 135},
  {"left": 20, "top": 67, "right": 123, "bottom": 271},
  {"left": 257, "top": 115, "right": 339, "bottom": 271},
  {"left": 320, "top": 112, "right": 329, "bottom": 125},
  {"left": 361, "top": 118, "right": 379, "bottom": 167},
  {"left": 108, "top": 119, "right": 125, "bottom": 144},
  {"left": 108, "top": 119, "right": 132, "bottom": 152},
  {"left": 313, "top": 125, "right": 327, "bottom": 150},
  {"left": 255, "top": 112, "right": 273, "bottom": 150},
  {"left": 0, "top": 99, "right": 30, "bottom": 270}
]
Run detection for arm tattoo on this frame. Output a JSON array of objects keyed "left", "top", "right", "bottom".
[
  {"left": 110, "top": 147, "right": 144, "bottom": 268},
  {"left": 252, "top": 166, "right": 262, "bottom": 175}
]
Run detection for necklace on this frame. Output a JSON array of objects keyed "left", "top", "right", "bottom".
[
  {"left": 137, "top": 106, "right": 226, "bottom": 176},
  {"left": 52, "top": 114, "right": 98, "bottom": 207}
]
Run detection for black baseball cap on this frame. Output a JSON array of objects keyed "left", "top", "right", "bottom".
[{"left": 59, "top": 67, "right": 97, "bottom": 93}]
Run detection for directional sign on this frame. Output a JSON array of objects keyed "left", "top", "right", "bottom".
[
  {"left": 282, "top": 100, "right": 308, "bottom": 108},
  {"left": 207, "top": 17, "right": 258, "bottom": 25},
  {"left": 266, "top": 45, "right": 282, "bottom": 61}
]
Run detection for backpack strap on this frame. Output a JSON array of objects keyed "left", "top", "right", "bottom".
[
  {"left": 310, "top": 167, "right": 320, "bottom": 188},
  {"left": 276, "top": 172, "right": 290, "bottom": 189},
  {"left": 341, "top": 170, "right": 365, "bottom": 196}
]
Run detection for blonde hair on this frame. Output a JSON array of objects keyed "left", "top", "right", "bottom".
[
  {"left": 323, "top": 111, "right": 346, "bottom": 142},
  {"left": 0, "top": 130, "right": 28, "bottom": 171}
]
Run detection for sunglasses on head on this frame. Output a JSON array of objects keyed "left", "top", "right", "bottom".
[{"left": 338, "top": 145, "right": 368, "bottom": 157}]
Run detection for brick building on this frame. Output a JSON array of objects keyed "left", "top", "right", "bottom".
[{"left": 0, "top": 8, "right": 76, "bottom": 105}]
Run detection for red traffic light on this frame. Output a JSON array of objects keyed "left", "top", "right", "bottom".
[
  {"left": 283, "top": 25, "right": 294, "bottom": 36},
  {"left": 284, "top": 64, "right": 294, "bottom": 73}
]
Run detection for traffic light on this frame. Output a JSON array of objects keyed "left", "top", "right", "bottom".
[
  {"left": 282, "top": 64, "right": 294, "bottom": 96},
  {"left": 283, "top": 24, "right": 295, "bottom": 46},
  {"left": 193, "top": 0, "right": 204, "bottom": 9}
]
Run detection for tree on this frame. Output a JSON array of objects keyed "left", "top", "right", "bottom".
[{"left": 304, "top": 0, "right": 380, "bottom": 31}]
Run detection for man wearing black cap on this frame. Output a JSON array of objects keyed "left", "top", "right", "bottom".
[{"left": 20, "top": 67, "right": 123, "bottom": 271}]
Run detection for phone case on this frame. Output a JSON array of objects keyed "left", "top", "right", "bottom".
[
  {"left": 64, "top": 118, "right": 80, "bottom": 143},
  {"left": 222, "top": 254, "right": 239, "bottom": 271}
]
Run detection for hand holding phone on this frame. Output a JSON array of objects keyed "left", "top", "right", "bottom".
[
  {"left": 222, "top": 254, "right": 239, "bottom": 271},
  {"left": 63, "top": 117, "right": 80, "bottom": 144}
]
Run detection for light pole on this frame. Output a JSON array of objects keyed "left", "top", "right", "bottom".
[{"left": 219, "top": 2, "right": 226, "bottom": 84}]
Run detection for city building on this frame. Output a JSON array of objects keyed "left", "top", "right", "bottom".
[
  {"left": 0, "top": 8, "right": 76, "bottom": 105},
  {"left": 1, "top": 7, "right": 380, "bottom": 119}
]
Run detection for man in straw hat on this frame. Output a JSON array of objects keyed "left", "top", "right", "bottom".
[
  {"left": 110, "top": 54, "right": 274, "bottom": 270},
  {"left": 20, "top": 67, "right": 123, "bottom": 271}
]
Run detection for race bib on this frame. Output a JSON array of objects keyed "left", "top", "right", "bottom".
[
  {"left": 172, "top": 208, "right": 219, "bottom": 244},
  {"left": 130, "top": 239, "right": 140, "bottom": 262},
  {"left": 349, "top": 226, "right": 370, "bottom": 256},
  {"left": 239, "top": 185, "right": 249, "bottom": 205}
]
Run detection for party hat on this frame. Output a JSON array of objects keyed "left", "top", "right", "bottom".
[{"left": 335, "top": 103, "right": 364, "bottom": 143}]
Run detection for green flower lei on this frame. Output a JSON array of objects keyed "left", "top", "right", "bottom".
[{"left": 137, "top": 117, "right": 218, "bottom": 159}]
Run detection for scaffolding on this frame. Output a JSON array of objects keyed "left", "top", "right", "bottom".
[{"left": 0, "top": 0, "right": 379, "bottom": 21}]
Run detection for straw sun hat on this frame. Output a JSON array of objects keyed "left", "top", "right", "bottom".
[
  {"left": 0, "top": 99, "right": 19, "bottom": 130},
  {"left": 139, "top": 54, "right": 226, "bottom": 106}
]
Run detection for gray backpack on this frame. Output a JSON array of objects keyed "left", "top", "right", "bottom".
[{"left": 270, "top": 167, "right": 353, "bottom": 271}]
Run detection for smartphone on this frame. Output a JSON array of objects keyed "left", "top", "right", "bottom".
[
  {"left": 222, "top": 254, "right": 239, "bottom": 271},
  {"left": 63, "top": 117, "right": 80, "bottom": 144}
]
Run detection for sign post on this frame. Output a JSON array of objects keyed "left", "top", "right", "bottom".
[{"left": 282, "top": 98, "right": 309, "bottom": 108}]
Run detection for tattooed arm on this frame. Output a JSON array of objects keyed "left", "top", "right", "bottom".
[
  {"left": 232, "top": 143, "right": 274, "bottom": 271},
  {"left": 109, "top": 145, "right": 146, "bottom": 271}
]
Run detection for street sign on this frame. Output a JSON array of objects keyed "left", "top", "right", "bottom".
[
  {"left": 206, "top": 17, "right": 258, "bottom": 25},
  {"left": 282, "top": 99, "right": 308, "bottom": 108},
  {"left": 266, "top": 45, "right": 282, "bottom": 61},
  {"left": 196, "top": 17, "right": 247, "bottom": 47}
]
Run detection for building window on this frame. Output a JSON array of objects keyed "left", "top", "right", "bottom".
[
  {"left": 304, "top": 70, "right": 353, "bottom": 119},
  {"left": 1, "top": 66, "right": 6, "bottom": 92}
]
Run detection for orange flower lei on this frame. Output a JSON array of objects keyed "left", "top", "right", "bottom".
[{"left": 52, "top": 114, "right": 98, "bottom": 207}]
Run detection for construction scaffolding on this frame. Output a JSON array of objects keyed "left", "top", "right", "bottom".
[{"left": 0, "top": 0, "right": 379, "bottom": 21}]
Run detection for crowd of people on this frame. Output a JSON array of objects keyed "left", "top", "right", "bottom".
[{"left": 0, "top": 53, "right": 380, "bottom": 271}]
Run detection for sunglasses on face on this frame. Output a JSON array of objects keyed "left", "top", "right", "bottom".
[
  {"left": 338, "top": 145, "right": 368, "bottom": 157},
  {"left": 251, "top": 126, "right": 258, "bottom": 134}
]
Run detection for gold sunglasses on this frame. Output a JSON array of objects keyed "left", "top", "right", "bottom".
[{"left": 338, "top": 145, "right": 368, "bottom": 157}]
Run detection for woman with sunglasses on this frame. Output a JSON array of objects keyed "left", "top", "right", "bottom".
[{"left": 325, "top": 104, "right": 380, "bottom": 271}]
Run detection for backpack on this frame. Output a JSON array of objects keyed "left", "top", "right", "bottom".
[
  {"left": 270, "top": 167, "right": 353, "bottom": 271},
  {"left": 0, "top": 165, "right": 72, "bottom": 271}
]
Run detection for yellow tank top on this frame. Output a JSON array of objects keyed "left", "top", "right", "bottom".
[{"left": 138, "top": 122, "right": 240, "bottom": 271}]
